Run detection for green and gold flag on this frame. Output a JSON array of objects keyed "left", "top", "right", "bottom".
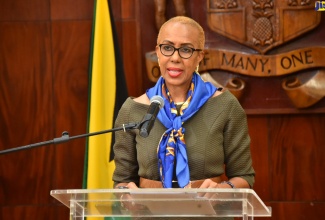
[{"left": 83, "top": 0, "right": 128, "bottom": 202}]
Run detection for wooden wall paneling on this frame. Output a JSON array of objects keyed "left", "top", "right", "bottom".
[
  {"left": 0, "top": 19, "right": 55, "bottom": 206},
  {"left": 0, "top": 22, "right": 53, "bottom": 146},
  {"left": 121, "top": 0, "right": 135, "bottom": 19},
  {"left": 50, "top": 0, "right": 93, "bottom": 20},
  {"left": 268, "top": 202, "right": 325, "bottom": 220},
  {"left": 1, "top": 205, "right": 60, "bottom": 220},
  {"left": 110, "top": 0, "right": 121, "bottom": 19},
  {"left": 121, "top": 20, "right": 144, "bottom": 97},
  {"left": 238, "top": 75, "right": 325, "bottom": 114},
  {"left": 269, "top": 114, "right": 325, "bottom": 201},
  {"left": 137, "top": 0, "right": 159, "bottom": 95},
  {"left": 247, "top": 116, "right": 270, "bottom": 201},
  {"left": 0, "top": 0, "right": 50, "bottom": 21},
  {"left": 50, "top": 0, "right": 94, "bottom": 218},
  {"left": 51, "top": 20, "right": 91, "bottom": 189},
  {"left": 0, "top": 146, "right": 55, "bottom": 203},
  {"left": 112, "top": 0, "right": 143, "bottom": 97},
  {"left": 110, "top": 0, "right": 122, "bottom": 49},
  {"left": 54, "top": 205, "right": 70, "bottom": 220},
  {"left": 0, "top": 0, "right": 93, "bottom": 219}
]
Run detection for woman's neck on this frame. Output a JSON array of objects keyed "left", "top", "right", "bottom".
[{"left": 165, "top": 83, "right": 191, "bottom": 103}]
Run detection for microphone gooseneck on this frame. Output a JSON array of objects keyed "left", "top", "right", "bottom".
[{"left": 139, "top": 95, "right": 164, "bottom": 138}]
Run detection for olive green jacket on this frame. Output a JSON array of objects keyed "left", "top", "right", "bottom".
[{"left": 113, "top": 90, "right": 255, "bottom": 188}]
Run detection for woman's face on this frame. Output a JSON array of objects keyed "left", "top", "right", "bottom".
[{"left": 156, "top": 22, "right": 204, "bottom": 89}]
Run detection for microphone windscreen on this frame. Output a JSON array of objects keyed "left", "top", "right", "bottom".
[{"left": 150, "top": 95, "right": 164, "bottom": 108}]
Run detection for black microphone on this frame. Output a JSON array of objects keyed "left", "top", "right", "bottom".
[{"left": 139, "top": 95, "right": 164, "bottom": 138}]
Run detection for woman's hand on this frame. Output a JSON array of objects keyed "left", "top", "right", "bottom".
[
  {"left": 115, "top": 181, "right": 139, "bottom": 189},
  {"left": 115, "top": 182, "right": 147, "bottom": 213},
  {"left": 199, "top": 179, "right": 219, "bottom": 189},
  {"left": 199, "top": 177, "right": 250, "bottom": 189}
]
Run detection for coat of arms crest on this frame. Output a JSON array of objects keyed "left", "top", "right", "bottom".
[{"left": 207, "top": 0, "right": 321, "bottom": 54}]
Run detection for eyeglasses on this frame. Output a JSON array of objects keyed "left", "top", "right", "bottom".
[{"left": 158, "top": 44, "right": 202, "bottom": 59}]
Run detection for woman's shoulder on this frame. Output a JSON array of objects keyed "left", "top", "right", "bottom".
[
  {"left": 120, "top": 94, "right": 150, "bottom": 111},
  {"left": 117, "top": 95, "right": 150, "bottom": 122},
  {"left": 211, "top": 88, "right": 235, "bottom": 100},
  {"left": 209, "top": 89, "right": 244, "bottom": 110},
  {"left": 133, "top": 93, "right": 150, "bottom": 105}
]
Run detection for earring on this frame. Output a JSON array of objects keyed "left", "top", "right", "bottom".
[{"left": 195, "top": 65, "right": 199, "bottom": 74}]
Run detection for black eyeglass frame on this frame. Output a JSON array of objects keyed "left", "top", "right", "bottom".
[{"left": 158, "top": 44, "right": 202, "bottom": 59}]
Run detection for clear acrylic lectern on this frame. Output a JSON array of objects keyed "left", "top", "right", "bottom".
[{"left": 51, "top": 188, "right": 271, "bottom": 219}]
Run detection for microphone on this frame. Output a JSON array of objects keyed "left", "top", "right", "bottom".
[{"left": 139, "top": 95, "right": 164, "bottom": 138}]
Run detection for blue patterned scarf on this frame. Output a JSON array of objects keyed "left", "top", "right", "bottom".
[{"left": 146, "top": 73, "right": 217, "bottom": 188}]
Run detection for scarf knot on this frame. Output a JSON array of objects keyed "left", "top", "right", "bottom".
[{"left": 173, "top": 116, "right": 182, "bottom": 130}]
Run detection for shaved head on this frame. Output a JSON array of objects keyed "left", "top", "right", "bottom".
[{"left": 157, "top": 16, "right": 205, "bottom": 49}]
